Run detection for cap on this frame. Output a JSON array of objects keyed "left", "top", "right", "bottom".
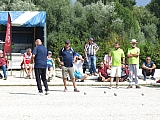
[
  {"left": 48, "top": 51, "right": 52, "bottom": 54},
  {"left": 130, "top": 39, "right": 138, "bottom": 44},
  {"left": 65, "top": 40, "right": 70, "bottom": 44},
  {"left": 89, "top": 37, "right": 94, "bottom": 41}
]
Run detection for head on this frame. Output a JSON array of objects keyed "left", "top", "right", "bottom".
[
  {"left": 146, "top": 57, "right": 151, "bottom": 63},
  {"left": 75, "top": 53, "right": 81, "bottom": 62},
  {"left": 89, "top": 37, "right": 94, "bottom": 44},
  {"left": 35, "top": 39, "right": 42, "bottom": 46},
  {"left": 65, "top": 40, "right": 70, "bottom": 48},
  {"left": 48, "top": 51, "right": 52, "bottom": 57},
  {"left": 130, "top": 39, "right": 137, "bottom": 48},
  {"left": 27, "top": 48, "right": 32, "bottom": 55},
  {"left": 114, "top": 42, "right": 120, "bottom": 49},
  {"left": 99, "top": 62, "right": 104, "bottom": 68}
]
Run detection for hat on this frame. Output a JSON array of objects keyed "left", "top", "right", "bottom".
[
  {"left": 0, "top": 50, "right": 3, "bottom": 53},
  {"left": 65, "top": 40, "right": 70, "bottom": 44},
  {"left": 130, "top": 39, "right": 138, "bottom": 44},
  {"left": 89, "top": 37, "right": 94, "bottom": 41},
  {"left": 48, "top": 51, "right": 52, "bottom": 54}
]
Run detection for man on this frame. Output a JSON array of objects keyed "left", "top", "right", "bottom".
[
  {"left": 85, "top": 37, "right": 99, "bottom": 76},
  {"left": 127, "top": 39, "right": 140, "bottom": 88},
  {"left": 98, "top": 62, "right": 110, "bottom": 82},
  {"left": 73, "top": 53, "right": 88, "bottom": 82},
  {"left": 57, "top": 40, "right": 80, "bottom": 92},
  {"left": 142, "top": 57, "right": 156, "bottom": 81},
  {"left": 21, "top": 48, "right": 33, "bottom": 79},
  {"left": 104, "top": 51, "right": 112, "bottom": 68},
  {"left": 108, "top": 42, "right": 125, "bottom": 89},
  {"left": 31, "top": 39, "right": 49, "bottom": 95},
  {"left": 0, "top": 50, "right": 8, "bottom": 80}
]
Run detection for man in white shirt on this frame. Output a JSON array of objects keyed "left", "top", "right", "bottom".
[{"left": 73, "top": 53, "right": 88, "bottom": 82}]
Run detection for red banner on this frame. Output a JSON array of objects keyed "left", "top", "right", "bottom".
[{"left": 4, "top": 13, "right": 12, "bottom": 59}]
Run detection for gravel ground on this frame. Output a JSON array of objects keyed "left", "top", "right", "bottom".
[{"left": 0, "top": 86, "right": 160, "bottom": 120}]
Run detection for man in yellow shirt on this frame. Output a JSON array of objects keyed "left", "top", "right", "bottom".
[
  {"left": 127, "top": 39, "right": 140, "bottom": 88},
  {"left": 108, "top": 42, "right": 125, "bottom": 89}
]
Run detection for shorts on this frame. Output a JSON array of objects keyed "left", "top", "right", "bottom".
[
  {"left": 62, "top": 66, "right": 74, "bottom": 79},
  {"left": 47, "top": 64, "right": 53, "bottom": 70},
  {"left": 21, "top": 64, "right": 33, "bottom": 68},
  {"left": 110, "top": 66, "right": 121, "bottom": 77}
]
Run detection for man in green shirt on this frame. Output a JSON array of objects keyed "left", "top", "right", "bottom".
[
  {"left": 108, "top": 42, "right": 125, "bottom": 89},
  {"left": 127, "top": 39, "right": 140, "bottom": 88}
]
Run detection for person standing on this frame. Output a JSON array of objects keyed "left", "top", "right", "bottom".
[
  {"left": 57, "top": 40, "right": 80, "bottom": 92},
  {"left": 31, "top": 39, "right": 49, "bottom": 95},
  {"left": 127, "top": 39, "right": 140, "bottom": 88},
  {"left": 85, "top": 37, "right": 99, "bottom": 76},
  {"left": 108, "top": 42, "right": 125, "bottom": 89}
]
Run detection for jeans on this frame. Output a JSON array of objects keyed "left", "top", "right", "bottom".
[
  {"left": 88, "top": 55, "right": 96, "bottom": 74},
  {"left": 142, "top": 69, "right": 155, "bottom": 77},
  {"left": 0, "top": 65, "right": 7, "bottom": 78}
]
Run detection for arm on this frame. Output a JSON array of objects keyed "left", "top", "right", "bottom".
[
  {"left": 57, "top": 55, "right": 64, "bottom": 66},
  {"left": 31, "top": 54, "right": 35, "bottom": 64}
]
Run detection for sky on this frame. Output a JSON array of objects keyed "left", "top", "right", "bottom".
[
  {"left": 72, "top": 0, "right": 151, "bottom": 6},
  {"left": 136, "top": 0, "right": 151, "bottom": 6}
]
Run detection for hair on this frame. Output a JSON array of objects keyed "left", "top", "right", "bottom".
[{"left": 115, "top": 42, "right": 120, "bottom": 45}]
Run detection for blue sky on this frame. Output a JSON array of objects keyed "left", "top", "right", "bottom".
[
  {"left": 136, "top": 0, "right": 151, "bottom": 6},
  {"left": 72, "top": 0, "right": 151, "bottom": 6}
]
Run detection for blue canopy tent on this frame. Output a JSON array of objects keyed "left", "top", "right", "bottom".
[
  {"left": 0, "top": 11, "right": 47, "bottom": 71},
  {"left": 0, "top": 11, "right": 47, "bottom": 52}
]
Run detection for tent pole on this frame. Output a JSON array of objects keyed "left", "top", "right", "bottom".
[
  {"left": 34, "top": 27, "right": 36, "bottom": 47},
  {"left": 44, "top": 23, "right": 47, "bottom": 47}
]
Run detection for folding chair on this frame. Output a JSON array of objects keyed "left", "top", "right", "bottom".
[{"left": 20, "top": 65, "right": 34, "bottom": 78}]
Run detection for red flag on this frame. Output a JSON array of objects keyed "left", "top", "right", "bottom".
[{"left": 4, "top": 13, "right": 12, "bottom": 58}]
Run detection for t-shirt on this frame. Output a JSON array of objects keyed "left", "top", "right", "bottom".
[
  {"left": 32, "top": 45, "right": 48, "bottom": 68},
  {"left": 104, "top": 55, "right": 112, "bottom": 64},
  {"left": 0, "top": 57, "right": 7, "bottom": 66},
  {"left": 142, "top": 61, "right": 154, "bottom": 68},
  {"left": 98, "top": 65, "right": 108, "bottom": 77},
  {"left": 47, "top": 58, "right": 53, "bottom": 66},
  {"left": 128, "top": 47, "right": 140, "bottom": 64},
  {"left": 58, "top": 47, "right": 76, "bottom": 67},
  {"left": 73, "top": 60, "right": 83, "bottom": 74},
  {"left": 110, "top": 48, "right": 125, "bottom": 66},
  {"left": 22, "top": 52, "right": 32, "bottom": 65}
]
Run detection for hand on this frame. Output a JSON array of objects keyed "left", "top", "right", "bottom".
[{"left": 60, "top": 61, "right": 64, "bottom": 66}]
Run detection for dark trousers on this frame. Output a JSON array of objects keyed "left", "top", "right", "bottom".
[
  {"left": 142, "top": 69, "right": 155, "bottom": 77},
  {"left": 34, "top": 68, "right": 49, "bottom": 92}
]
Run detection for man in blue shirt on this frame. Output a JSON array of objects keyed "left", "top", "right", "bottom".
[
  {"left": 142, "top": 57, "right": 156, "bottom": 81},
  {"left": 57, "top": 40, "right": 80, "bottom": 92},
  {"left": 31, "top": 39, "right": 49, "bottom": 95}
]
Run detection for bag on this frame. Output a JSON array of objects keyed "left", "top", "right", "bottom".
[{"left": 74, "top": 70, "right": 83, "bottom": 79}]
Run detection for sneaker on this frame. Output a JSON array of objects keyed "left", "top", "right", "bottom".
[
  {"left": 76, "top": 79, "right": 80, "bottom": 82},
  {"left": 74, "top": 88, "right": 80, "bottom": 92},
  {"left": 38, "top": 92, "right": 43, "bottom": 96},
  {"left": 108, "top": 86, "right": 112, "bottom": 89},
  {"left": 127, "top": 85, "right": 132, "bottom": 89},
  {"left": 151, "top": 77, "right": 156, "bottom": 80},
  {"left": 25, "top": 75, "right": 29, "bottom": 79},
  {"left": 47, "top": 77, "right": 51, "bottom": 82},
  {"left": 143, "top": 77, "right": 146, "bottom": 81},
  {"left": 80, "top": 80, "right": 84, "bottom": 82},
  {"left": 136, "top": 85, "right": 141, "bottom": 89},
  {"left": 64, "top": 87, "right": 67, "bottom": 92},
  {"left": 44, "top": 91, "right": 49, "bottom": 95},
  {"left": 28, "top": 75, "right": 31, "bottom": 79},
  {"left": 116, "top": 85, "right": 119, "bottom": 89},
  {"left": 89, "top": 74, "right": 92, "bottom": 76},
  {"left": 94, "top": 73, "right": 97, "bottom": 76},
  {"left": 4, "top": 77, "right": 7, "bottom": 80}
]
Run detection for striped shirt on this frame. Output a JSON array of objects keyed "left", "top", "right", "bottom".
[{"left": 85, "top": 43, "right": 99, "bottom": 56}]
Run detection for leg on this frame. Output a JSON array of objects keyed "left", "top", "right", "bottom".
[
  {"left": 88, "top": 56, "right": 92, "bottom": 75},
  {"left": 62, "top": 66, "right": 68, "bottom": 89},
  {"left": 49, "top": 67, "right": 53, "bottom": 77},
  {"left": 28, "top": 65, "right": 33, "bottom": 76},
  {"left": 93, "top": 56, "right": 97, "bottom": 73},
  {"left": 134, "top": 65, "right": 139, "bottom": 85},
  {"left": 110, "top": 66, "right": 116, "bottom": 87},
  {"left": 34, "top": 68, "right": 43, "bottom": 92},
  {"left": 2, "top": 65, "right": 7, "bottom": 78},
  {"left": 150, "top": 69, "right": 155, "bottom": 77},
  {"left": 41, "top": 68, "right": 49, "bottom": 92},
  {"left": 128, "top": 65, "right": 134, "bottom": 86},
  {"left": 68, "top": 67, "right": 76, "bottom": 88},
  {"left": 80, "top": 74, "right": 88, "bottom": 81},
  {"left": 24, "top": 65, "right": 29, "bottom": 75}
]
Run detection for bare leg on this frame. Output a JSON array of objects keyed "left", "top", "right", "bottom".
[
  {"left": 63, "top": 78, "right": 67, "bottom": 88},
  {"left": 72, "top": 78, "right": 76, "bottom": 88}
]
